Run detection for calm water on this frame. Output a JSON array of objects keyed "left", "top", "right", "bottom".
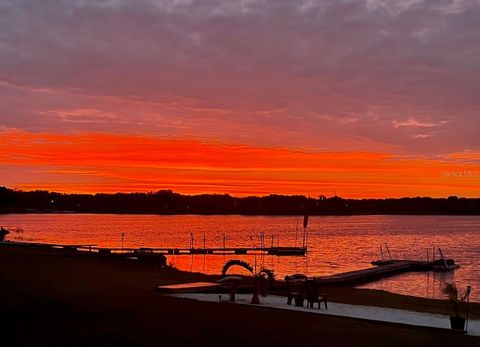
[{"left": 1, "top": 214, "right": 479, "bottom": 302}]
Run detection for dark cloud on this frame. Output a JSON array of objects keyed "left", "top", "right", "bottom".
[{"left": 0, "top": 0, "right": 479, "bottom": 154}]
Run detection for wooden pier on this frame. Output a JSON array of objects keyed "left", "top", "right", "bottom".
[
  {"left": 315, "top": 259, "right": 457, "bottom": 286},
  {"left": 93, "top": 245, "right": 306, "bottom": 256},
  {"left": 0, "top": 241, "right": 306, "bottom": 256}
]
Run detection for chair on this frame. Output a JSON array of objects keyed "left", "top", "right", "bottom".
[
  {"left": 305, "top": 279, "right": 327, "bottom": 309},
  {"left": 285, "top": 274, "right": 307, "bottom": 306}
]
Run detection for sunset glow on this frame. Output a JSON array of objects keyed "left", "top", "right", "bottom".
[{"left": 1, "top": 130, "right": 478, "bottom": 197}]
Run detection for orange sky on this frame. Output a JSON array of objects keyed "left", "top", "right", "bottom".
[{"left": 1, "top": 130, "right": 478, "bottom": 198}]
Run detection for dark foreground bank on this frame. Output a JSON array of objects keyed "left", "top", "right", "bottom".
[{"left": 0, "top": 245, "right": 478, "bottom": 347}]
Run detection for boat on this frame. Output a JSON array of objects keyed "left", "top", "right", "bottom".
[
  {"left": 372, "top": 245, "right": 460, "bottom": 272},
  {"left": 433, "top": 258, "right": 460, "bottom": 271},
  {"left": 432, "top": 248, "right": 460, "bottom": 272}
]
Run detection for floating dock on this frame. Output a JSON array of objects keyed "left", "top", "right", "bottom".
[
  {"left": 0, "top": 241, "right": 306, "bottom": 256},
  {"left": 315, "top": 259, "right": 458, "bottom": 286},
  {"left": 97, "top": 246, "right": 306, "bottom": 256}
]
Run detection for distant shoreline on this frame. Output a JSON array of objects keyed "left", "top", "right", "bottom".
[{"left": 1, "top": 186, "right": 479, "bottom": 215}]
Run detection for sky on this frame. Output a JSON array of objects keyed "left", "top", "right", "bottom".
[{"left": 0, "top": 0, "right": 479, "bottom": 197}]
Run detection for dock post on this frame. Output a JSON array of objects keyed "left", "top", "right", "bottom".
[
  {"left": 250, "top": 236, "right": 257, "bottom": 273},
  {"left": 438, "top": 248, "right": 448, "bottom": 269},
  {"left": 385, "top": 243, "right": 392, "bottom": 260},
  {"left": 303, "top": 214, "right": 309, "bottom": 251},
  {"left": 466, "top": 286, "right": 471, "bottom": 334},
  {"left": 295, "top": 219, "right": 299, "bottom": 248},
  {"left": 302, "top": 228, "right": 305, "bottom": 249},
  {"left": 305, "top": 227, "right": 308, "bottom": 251}
]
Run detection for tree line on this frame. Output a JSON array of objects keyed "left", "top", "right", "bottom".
[{"left": 0, "top": 186, "right": 479, "bottom": 215}]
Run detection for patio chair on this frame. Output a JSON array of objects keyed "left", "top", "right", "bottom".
[
  {"left": 285, "top": 274, "right": 307, "bottom": 306},
  {"left": 305, "top": 279, "right": 327, "bottom": 309}
]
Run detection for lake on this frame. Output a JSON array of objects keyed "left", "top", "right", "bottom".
[{"left": 1, "top": 214, "right": 479, "bottom": 302}]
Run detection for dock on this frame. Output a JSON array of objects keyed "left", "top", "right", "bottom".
[
  {"left": 315, "top": 259, "right": 457, "bottom": 286},
  {"left": 0, "top": 241, "right": 306, "bottom": 256},
  {"left": 97, "top": 245, "right": 306, "bottom": 256}
]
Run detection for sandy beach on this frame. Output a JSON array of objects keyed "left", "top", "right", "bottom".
[{"left": 0, "top": 245, "right": 478, "bottom": 347}]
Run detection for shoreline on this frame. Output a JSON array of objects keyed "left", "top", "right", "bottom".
[
  {"left": 1, "top": 245, "right": 479, "bottom": 346},
  {"left": 2, "top": 186, "right": 480, "bottom": 215}
]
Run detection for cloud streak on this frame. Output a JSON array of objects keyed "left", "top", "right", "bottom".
[{"left": 392, "top": 118, "right": 448, "bottom": 128}]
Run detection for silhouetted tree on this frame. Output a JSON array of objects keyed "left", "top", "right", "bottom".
[{"left": 0, "top": 186, "right": 478, "bottom": 215}]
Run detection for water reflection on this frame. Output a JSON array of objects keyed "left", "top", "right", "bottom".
[{"left": 359, "top": 270, "right": 458, "bottom": 300}]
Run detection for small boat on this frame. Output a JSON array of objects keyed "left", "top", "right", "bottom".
[
  {"left": 433, "top": 258, "right": 460, "bottom": 272},
  {"left": 433, "top": 248, "right": 460, "bottom": 272}
]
